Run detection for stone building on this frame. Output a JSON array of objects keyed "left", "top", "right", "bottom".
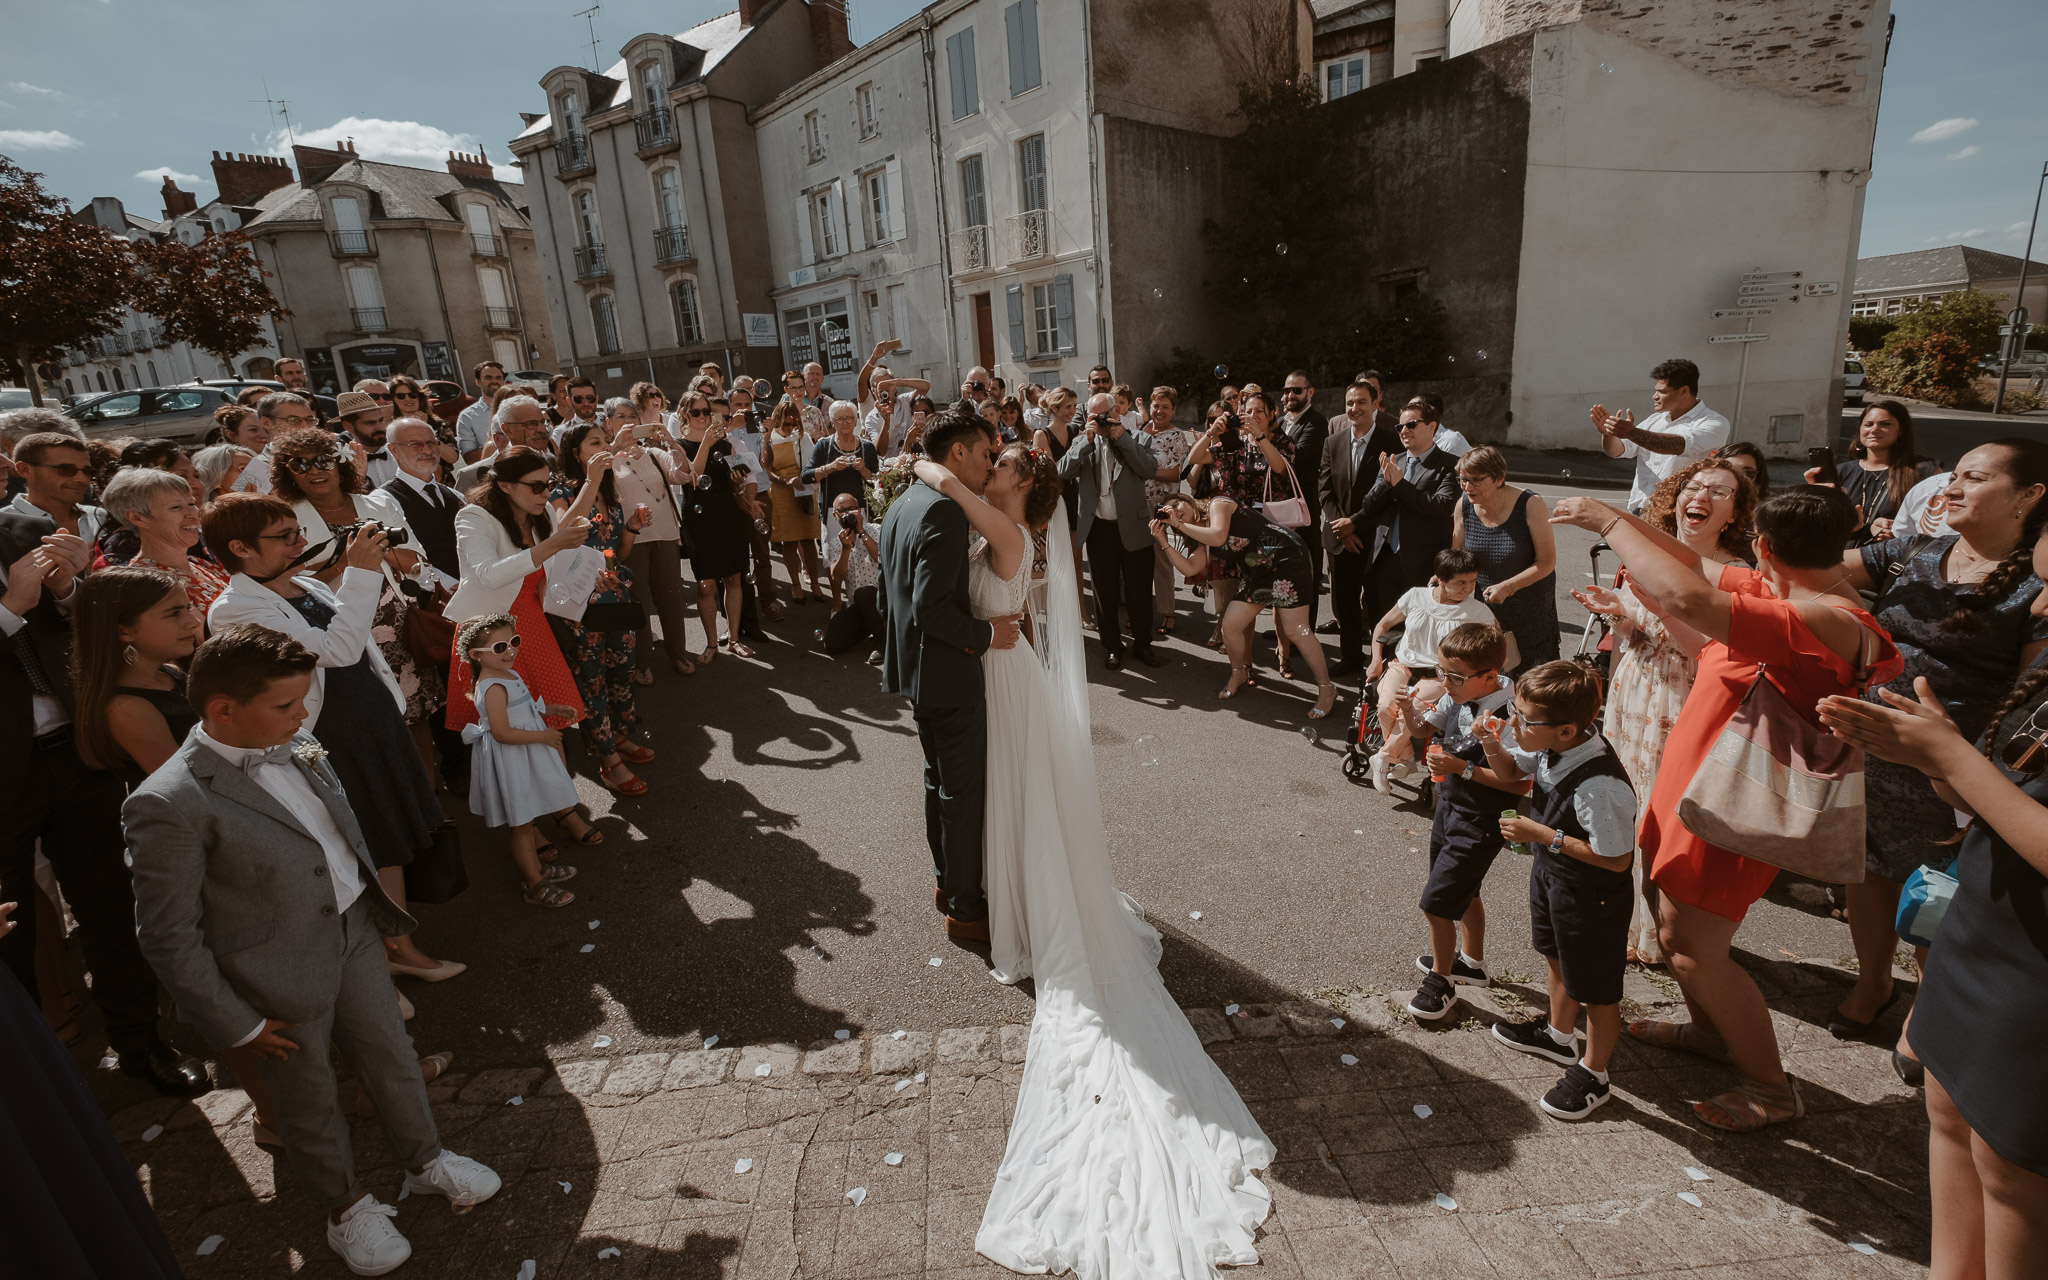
[{"left": 1852, "top": 245, "right": 2048, "bottom": 322}]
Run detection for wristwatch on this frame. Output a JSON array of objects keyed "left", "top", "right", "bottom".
[
  {"left": 1456, "top": 758, "right": 1474, "bottom": 780},
  {"left": 1547, "top": 828, "right": 1566, "bottom": 854}
]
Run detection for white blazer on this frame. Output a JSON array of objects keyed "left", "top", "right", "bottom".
[
  {"left": 207, "top": 567, "right": 403, "bottom": 729},
  {"left": 442, "top": 503, "right": 541, "bottom": 622}
]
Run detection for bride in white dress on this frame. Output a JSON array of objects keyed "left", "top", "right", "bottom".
[{"left": 911, "top": 450, "right": 1276, "bottom": 1279}]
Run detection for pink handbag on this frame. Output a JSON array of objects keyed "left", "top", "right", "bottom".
[{"left": 1259, "top": 464, "right": 1310, "bottom": 529}]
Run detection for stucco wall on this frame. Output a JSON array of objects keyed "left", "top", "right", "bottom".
[
  {"left": 1506, "top": 11, "right": 1886, "bottom": 453},
  {"left": 1090, "top": 0, "right": 1304, "bottom": 138},
  {"left": 1100, "top": 115, "right": 1233, "bottom": 395}
]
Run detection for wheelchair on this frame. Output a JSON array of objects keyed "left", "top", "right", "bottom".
[{"left": 1338, "top": 625, "right": 1436, "bottom": 809}]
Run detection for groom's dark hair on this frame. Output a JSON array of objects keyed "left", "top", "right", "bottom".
[{"left": 922, "top": 408, "right": 993, "bottom": 466}]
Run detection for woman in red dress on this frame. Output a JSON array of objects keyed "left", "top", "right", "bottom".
[{"left": 1551, "top": 487, "right": 1901, "bottom": 1132}]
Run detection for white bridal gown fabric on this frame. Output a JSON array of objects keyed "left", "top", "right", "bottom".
[{"left": 970, "top": 504, "right": 1276, "bottom": 1278}]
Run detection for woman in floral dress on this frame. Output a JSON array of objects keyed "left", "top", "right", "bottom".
[
  {"left": 1184, "top": 393, "right": 1296, "bottom": 647},
  {"left": 551, "top": 423, "right": 655, "bottom": 798},
  {"left": 1572, "top": 456, "right": 1756, "bottom": 963}
]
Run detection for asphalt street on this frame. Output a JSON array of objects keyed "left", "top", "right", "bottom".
[{"left": 361, "top": 477, "right": 1879, "bottom": 1081}]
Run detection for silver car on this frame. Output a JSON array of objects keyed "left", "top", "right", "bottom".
[
  {"left": 67, "top": 386, "right": 230, "bottom": 445},
  {"left": 1844, "top": 353, "right": 1865, "bottom": 406}
]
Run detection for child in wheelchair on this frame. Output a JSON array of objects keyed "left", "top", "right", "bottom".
[{"left": 1363, "top": 549, "right": 1495, "bottom": 792}]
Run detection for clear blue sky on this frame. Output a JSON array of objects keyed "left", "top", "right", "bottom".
[{"left": 0, "top": 0, "right": 2038, "bottom": 262}]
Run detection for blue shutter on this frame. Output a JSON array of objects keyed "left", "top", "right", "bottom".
[
  {"left": 1052, "top": 274, "right": 1075, "bottom": 356},
  {"left": 1005, "top": 5, "right": 1025, "bottom": 95},
  {"left": 1005, "top": 284, "right": 1026, "bottom": 360},
  {"left": 1018, "top": 0, "right": 1041, "bottom": 93},
  {"left": 947, "top": 30, "right": 979, "bottom": 119}
]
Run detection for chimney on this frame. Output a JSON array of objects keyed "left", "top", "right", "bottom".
[
  {"left": 160, "top": 175, "right": 198, "bottom": 220},
  {"left": 737, "top": 0, "right": 768, "bottom": 26},
  {"left": 210, "top": 151, "right": 295, "bottom": 207},
  {"left": 447, "top": 148, "right": 496, "bottom": 181},
  {"left": 293, "top": 139, "right": 357, "bottom": 186},
  {"left": 809, "top": 0, "right": 852, "bottom": 63}
]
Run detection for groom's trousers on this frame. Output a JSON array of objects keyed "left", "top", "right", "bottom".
[{"left": 915, "top": 702, "right": 988, "bottom": 921}]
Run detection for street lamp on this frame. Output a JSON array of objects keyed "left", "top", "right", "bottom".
[{"left": 1994, "top": 160, "right": 2048, "bottom": 415}]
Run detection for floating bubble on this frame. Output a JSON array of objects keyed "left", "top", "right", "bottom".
[
  {"left": 1447, "top": 355, "right": 1457, "bottom": 363},
  {"left": 1561, "top": 469, "right": 1573, "bottom": 478},
  {"left": 813, "top": 630, "right": 825, "bottom": 641},
  {"left": 1477, "top": 349, "right": 1489, "bottom": 360},
  {"left": 1599, "top": 61, "right": 1615, "bottom": 73},
  {"left": 1151, "top": 288, "right": 1163, "bottom": 298},
  {"left": 1274, "top": 243, "right": 1288, "bottom": 256},
  {"left": 1213, "top": 365, "right": 1230, "bottom": 379},
  {"left": 1300, "top": 726, "right": 1319, "bottom": 745},
  {"left": 1133, "top": 734, "right": 1160, "bottom": 767}
]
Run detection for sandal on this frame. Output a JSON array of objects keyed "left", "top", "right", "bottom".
[
  {"left": 699, "top": 644, "right": 718, "bottom": 666},
  {"left": 1695, "top": 1076, "right": 1804, "bottom": 1132},
  {"left": 1277, "top": 655, "right": 1296, "bottom": 681},
  {"left": 1827, "top": 986, "right": 1900, "bottom": 1040},
  {"left": 599, "top": 767, "right": 649, "bottom": 798},
  {"left": 724, "top": 639, "right": 757, "bottom": 659},
  {"left": 552, "top": 811, "right": 605, "bottom": 845},
  {"left": 534, "top": 842, "right": 559, "bottom": 864},
  {"left": 1626, "top": 1019, "right": 1736, "bottom": 1066},
  {"left": 616, "top": 741, "right": 656, "bottom": 765},
  {"left": 628, "top": 669, "right": 654, "bottom": 687},
  {"left": 523, "top": 882, "right": 577, "bottom": 908},
  {"left": 539, "top": 864, "right": 577, "bottom": 885},
  {"left": 1219, "top": 665, "right": 1255, "bottom": 700},
  {"left": 673, "top": 656, "right": 697, "bottom": 677},
  {"left": 1308, "top": 682, "right": 1338, "bottom": 720}
]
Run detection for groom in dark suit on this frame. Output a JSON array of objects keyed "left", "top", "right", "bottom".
[{"left": 878, "top": 410, "right": 1021, "bottom": 942}]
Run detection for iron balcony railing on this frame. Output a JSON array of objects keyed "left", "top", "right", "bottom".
[
  {"left": 470, "top": 232, "right": 502, "bottom": 256},
  {"left": 574, "top": 243, "right": 610, "bottom": 279},
  {"left": 949, "top": 224, "right": 991, "bottom": 274},
  {"left": 329, "top": 229, "right": 374, "bottom": 256},
  {"left": 1006, "top": 208, "right": 1050, "bottom": 262},
  {"left": 555, "top": 133, "right": 594, "bottom": 177},
  {"left": 351, "top": 307, "right": 389, "bottom": 332},
  {"left": 652, "top": 225, "right": 692, "bottom": 263},
  {"left": 484, "top": 306, "right": 519, "bottom": 329},
  {"left": 634, "top": 108, "right": 677, "bottom": 152}
]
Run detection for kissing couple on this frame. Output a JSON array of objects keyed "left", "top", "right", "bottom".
[{"left": 877, "top": 407, "right": 1275, "bottom": 1278}]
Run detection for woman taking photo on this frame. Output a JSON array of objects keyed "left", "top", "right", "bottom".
[
  {"left": 1451, "top": 445, "right": 1559, "bottom": 671},
  {"left": 1817, "top": 529, "right": 2048, "bottom": 1280},
  {"left": 1821, "top": 440, "right": 2048, "bottom": 1044},
  {"left": 1573, "top": 456, "right": 1757, "bottom": 964},
  {"left": 764, "top": 398, "right": 824, "bottom": 605},
  {"left": 1185, "top": 391, "right": 1298, "bottom": 654},
  {"left": 804, "top": 400, "right": 881, "bottom": 519},
  {"left": 600, "top": 406, "right": 695, "bottom": 682},
  {"left": 1549, "top": 486, "right": 1901, "bottom": 1131},
  {"left": 1150, "top": 492, "right": 1338, "bottom": 718},
  {"left": 204, "top": 493, "right": 460, "bottom": 983},
  {"left": 445, "top": 444, "right": 602, "bottom": 848},
  {"left": 678, "top": 390, "right": 758, "bottom": 661},
  {"left": 97, "top": 467, "right": 231, "bottom": 619},
  {"left": 1821, "top": 400, "right": 1940, "bottom": 545},
  {"left": 551, "top": 423, "right": 655, "bottom": 797},
  {"left": 1031, "top": 387, "right": 1089, "bottom": 626}
]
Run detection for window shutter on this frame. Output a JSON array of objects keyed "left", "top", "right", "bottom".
[
  {"left": 1052, "top": 273, "right": 1075, "bottom": 356},
  {"left": 882, "top": 159, "right": 905, "bottom": 242},
  {"left": 947, "top": 33, "right": 968, "bottom": 118},
  {"left": 1018, "top": 0, "right": 1041, "bottom": 92},
  {"left": 831, "top": 178, "right": 856, "bottom": 252},
  {"left": 795, "top": 195, "right": 814, "bottom": 264},
  {"left": 1005, "top": 4, "right": 1025, "bottom": 95},
  {"left": 1005, "top": 284, "right": 1026, "bottom": 360}
]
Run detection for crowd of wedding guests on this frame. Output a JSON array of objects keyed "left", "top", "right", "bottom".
[{"left": 2, "top": 341, "right": 2045, "bottom": 1276}]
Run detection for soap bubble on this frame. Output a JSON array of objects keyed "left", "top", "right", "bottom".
[
  {"left": 1599, "top": 61, "right": 1615, "bottom": 74},
  {"left": 1151, "top": 288, "right": 1163, "bottom": 298},
  {"left": 1212, "top": 365, "right": 1230, "bottom": 380},
  {"left": 813, "top": 630, "right": 825, "bottom": 641},
  {"left": 1275, "top": 243, "right": 1289, "bottom": 256},
  {"left": 1446, "top": 355, "right": 1456, "bottom": 363},
  {"left": 1477, "top": 349, "right": 1489, "bottom": 360},
  {"left": 1133, "top": 735, "right": 1160, "bottom": 767},
  {"left": 1561, "top": 469, "right": 1573, "bottom": 478},
  {"left": 1300, "top": 726, "right": 1320, "bottom": 746}
]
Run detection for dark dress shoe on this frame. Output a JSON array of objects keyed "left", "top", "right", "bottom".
[
  {"left": 1132, "top": 649, "right": 1169, "bottom": 668},
  {"left": 1317, "top": 620, "right": 1343, "bottom": 635},
  {"left": 945, "top": 916, "right": 991, "bottom": 942},
  {"left": 121, "top": 1043, "right": 212, "bottom": 1098},
  {"left": 1103, "top": 651, "right": 1125, "bottom": 672}
]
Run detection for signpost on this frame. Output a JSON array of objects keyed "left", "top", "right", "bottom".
[
  {"left": 1995, "top": 161, "right": 2048, "bottom": 416},
  {"left": 1716, "top": 270, "right": 1802, "bottom": 435}
]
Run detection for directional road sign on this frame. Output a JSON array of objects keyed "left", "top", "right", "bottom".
[
  {"left": 1741, "top": 270, "right": 1804, "bottom": 284},
  {"left": 1735, "top": 293, "right": 1798, "bottom": 307},
  {"left": 1708, "top": 333, "right": 1771, "bottom": 344},
  {"left": 1713, "top": 308, "right": 1774, "bottom": 319}
]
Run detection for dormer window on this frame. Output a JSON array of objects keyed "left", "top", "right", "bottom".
[{"left": 639, "top": 60, "right": 665, "bottom": 108}]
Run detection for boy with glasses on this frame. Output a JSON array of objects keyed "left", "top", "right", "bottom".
[
  {"left": 1477, "top": 661, "right": 1638, "bottom": 1120},
  {"left": 1406, "top": 622, "right": 1523, "bottom": 1023}
]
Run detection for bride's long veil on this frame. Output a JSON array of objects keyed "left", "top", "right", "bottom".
[{"left": 1037, "top": 497, "right": 1091, "bottom": 743}]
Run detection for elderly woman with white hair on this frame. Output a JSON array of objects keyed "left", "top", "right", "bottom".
[
  {"left": 802, "top": 399, "right": 881, "bottom": 523},
  {"left": 97, "top": 466, "right": 232, "bottom": 617},
  {"left": 190, "top": 442, "right": 256, "bottom": 501}
]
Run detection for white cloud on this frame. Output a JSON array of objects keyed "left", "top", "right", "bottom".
[
  {"left": 263, "top": 116, "right": 501, "bottom": 171},
  {"left": 1911, "top": 117, "right": 1978, "bottom": 144},
  {"left": 5, "top": 80, "right": 67, "bottom": 100},
  {"left": 1946, "top": 145, "right": 1980, "bottom": 161},
  {"left": 135, "top": 166, "right": 202, "bottom": 186},
  {"left": 0, "top": 129, "right": 80, "bottom": 150}
]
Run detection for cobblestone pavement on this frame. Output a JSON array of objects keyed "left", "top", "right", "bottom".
[{"left": 103, "top": 959, "right": 1929, "bottom": 1278}]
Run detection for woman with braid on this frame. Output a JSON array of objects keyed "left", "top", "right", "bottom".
[{"left": 1816, "top": 440, "right": 2048, "bottom": 1061}]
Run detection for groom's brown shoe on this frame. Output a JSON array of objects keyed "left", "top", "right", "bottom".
[
  {"left": 935, "top": 883, "right": 948, "bottom": 913},
  {"left": 944, "top": 916, "right": 991, "bottom": 942}
]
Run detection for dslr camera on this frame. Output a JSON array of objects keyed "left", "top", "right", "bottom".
[
  {"left": 837, "top": 510, "right": 863, "bottom": 533},
  {"left": 333, "top": 520, "right": 409, "bottom": 547}
]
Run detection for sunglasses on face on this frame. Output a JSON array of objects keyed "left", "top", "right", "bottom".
[
  {"left": 470, "top": 636, "right": 523, "bottom": 656},
  {"left": 571, "top": 395, "right": 596, "bottom": 404},
  {"left": 31, "top": 462, "right": 90, "bottom": 478},
  {"left": 284, "top": 455, "right": 340, "bottom": 473},
  {"left": 508, "top": 478, "right": 551, "bottom": 494},
  {"left": 272, "top": 415, "right": 319, "bottom": 428},
  {"left": 368, "top": 393, "right": 393, "bottom": 402},
  {"left": 687, "top": 409, "right": 709, "bottom": 418}
]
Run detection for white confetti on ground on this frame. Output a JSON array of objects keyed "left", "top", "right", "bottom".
[
  {"left": 1685, "top": 1166, "right": 1711, "bottom": 1182},
  {"left": 1413, "top": 1104, "right": 1433, "bottom": 1119},
  {"left": 580, "top": 944, "right": 595, "bottom": 953},
  {"left": 734, "top": 1158, "right": 754, "bottom": 1174},
  {"left": 1188, "top": 911, "right": 1202, "bottom": 920},
  {"left": 587, "top": 920, "right": 599, "bottom": 930},
  {"left": 597, "top": 1247, "right": 621, "bottom": 1260},
  {"left": 835, "top": 1029, "right": 851, "bottom": 1040},
  {"left": 99, "top": 1054, "right": 118, "bottom": 1070},
  {"left": 1223, "top": 1003, "right": 1239, "bottom": 1016},
  {"left": 196, "top": 1235, "right": 224, "bottom": 1256},
  {"left": 914, "top": 1072, "right": 926, "bottom": 1083},
  {"left": 592, "top": 1035, "right": 612, "bottom": 1049},
  {"left": 1435, "top": 1193, "right": 1458, "bottom": 1211},
  {"left": 559, "top": 1181, "right": 572, "bottom": 1193},
  {"left": 1330, "top": 1018, "right": 1346, "bottom": 1029},
  {"left": 894, "top": 1079, "right": 911, "bottom": 1092},
  {"left": 517, "top": 1262, "right": 537, "bottom": 1280},
  {"left": 1849, "top": 1240, "right": 1879, "bottom": 1256},
  {"left": 141, "top": 1125, "right": 163, "bottom": 1142},
  {"left": 703, "top": 1035, "right": 718, "bottom": 1048},
  {"left": 891, "top": 1029, "right": 907, "bottom": 1039},
  {"left": 506, "top": 1096, "right": 523, "bottom": 1106},
  {"left": 754, "top": 1063, "right": 772, "bottom": 1077},
  {"left": 1340, "top": 1054, "right": 1359, "bottom": 1067},
  {"left": 927, "top": 957, "right": 943, "bottom": 967},
  {"left": 884, "top": 1152, "right": 904, "bottom": 1166},
  {"left": 1678, "top": 1191, "right": 1704, "bottom": 1208},
  {"left": 845, "top": 1187, "right": 867, "bottom": 1206}
]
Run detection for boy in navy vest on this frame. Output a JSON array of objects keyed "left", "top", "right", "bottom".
[
  {"left": 1406, "top": 622, "right": 1523, "bottom": 1023},
  {"left": 1478, "top": 660, "right": 1639, "bottom": 1120}
]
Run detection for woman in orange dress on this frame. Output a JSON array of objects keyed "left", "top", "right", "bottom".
[{"left": 1551, "top": 487, "right": 1901, "bottom": 1133}]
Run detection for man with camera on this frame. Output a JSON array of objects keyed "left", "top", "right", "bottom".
[
  {"left": 822, "top": 491, "right": 884, "bottom": 659},
  {"left": 959, "top": 365, "right": 996, "bottom": 410},
  {"left": 1059, "top": 392, "right": 1165, "bottom": 671}
]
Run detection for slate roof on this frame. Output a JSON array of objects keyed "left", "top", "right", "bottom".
[
  {"left": 516, "top": 9, "right": 753, "bottom": 140},
  {"left": 1312, "top": 0, "right": 1393, "bottom": 27},
  {"left": 240, "top": 159, "right": 529, "bottom": 231},
  {"left": 1855, "top": 245, "right": 2048, "bottom": 294}
]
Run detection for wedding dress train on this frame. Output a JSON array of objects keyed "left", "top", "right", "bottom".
[{"left": 969, "top": 506, "right": 1275, "bottom": 1278}]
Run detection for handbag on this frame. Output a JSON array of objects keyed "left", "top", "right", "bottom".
[
  {"left": 402, "top": 821, "right": 467, "bottom": 905},
  {"left": 1675, "top": 625, "right": 1881, "bottom": 884},
  {"left": 403, "top": 584, "right": 456, "bottom": 669},
  {"left": 579, "top": 600, "right": 648, "bottom": 631},
  {"left": 1895, "top": 859, "right": 1959, "bottom": 948},
  {"left": 1259, "top": 463, "right": 1311, "bottom": 529}
]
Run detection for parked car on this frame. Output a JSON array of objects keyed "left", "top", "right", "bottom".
[
  {"left": 67, "top": 386, "right": 231, "bottom": 444},
  {"left": 1, "top": 387, "right": 36, "bottom": 412},
  {"left": 184, "top": 377, "right": 339, "bottom": 420},
  {"left": 1843, "top": 353, "right": 1865, "bottom": 406},
  {"left": 510, "top": 369, "right": 556, "bottom": 387}
]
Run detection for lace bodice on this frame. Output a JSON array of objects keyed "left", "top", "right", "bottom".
[{"left": 968, "top": 528, "right": 1032, "bottom": 620}]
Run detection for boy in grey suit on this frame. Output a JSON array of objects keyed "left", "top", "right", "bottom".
[{"left": 124, "top": 625, "right": 498, "bottom": 1276}]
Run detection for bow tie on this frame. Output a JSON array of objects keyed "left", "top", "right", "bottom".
[
  {"left": 364, "top": 450, "right": 390, "bottom": 461},
  {"left": 242, "top": 743, "right": 298, "bottom": 778}
]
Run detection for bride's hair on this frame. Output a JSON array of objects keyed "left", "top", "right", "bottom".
[{"left": 1006, "top": 443, "right": 1064, "bottom": 528}]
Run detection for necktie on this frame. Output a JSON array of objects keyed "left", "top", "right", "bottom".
[
  {"left": 9, "top": 624, "right": 56, "bottom": 697},
  {"left": 365, "top": 451, "right": 390, "bottom": 461}
]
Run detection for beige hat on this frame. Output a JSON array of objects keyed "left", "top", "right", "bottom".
[{"left": 335, "top": 391, "right": 380, "bottom": 418}]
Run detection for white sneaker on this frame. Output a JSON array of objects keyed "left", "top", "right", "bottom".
[
  {"left": 1388, "top": 758, "right": 1418, "bottom": 783},
  {"left": 327, "top": 1196, "right": 411, "bottom": 1276},
  {"left": 1368, "top": 751, "right": 1391, "bottom": 793},
  {"left": 402, "top": 1150, "right": 503, "bottom": 1212}
]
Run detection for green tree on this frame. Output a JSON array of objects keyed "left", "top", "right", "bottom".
[
  {"left": 1863, "top": 332, "right": 1979, "bottom": 407},
  {"left": 1847, "top": 315, "right": 1896, "bottom": 353},
  {"left": 139, "top": 231, "right": 282, "bottom": 373},
  {"left": 0, "top": 155, "right": 138, "bottom": 405},
  {"left": 1884, "top": 288, "right": 2003, "bottom": 359}
]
